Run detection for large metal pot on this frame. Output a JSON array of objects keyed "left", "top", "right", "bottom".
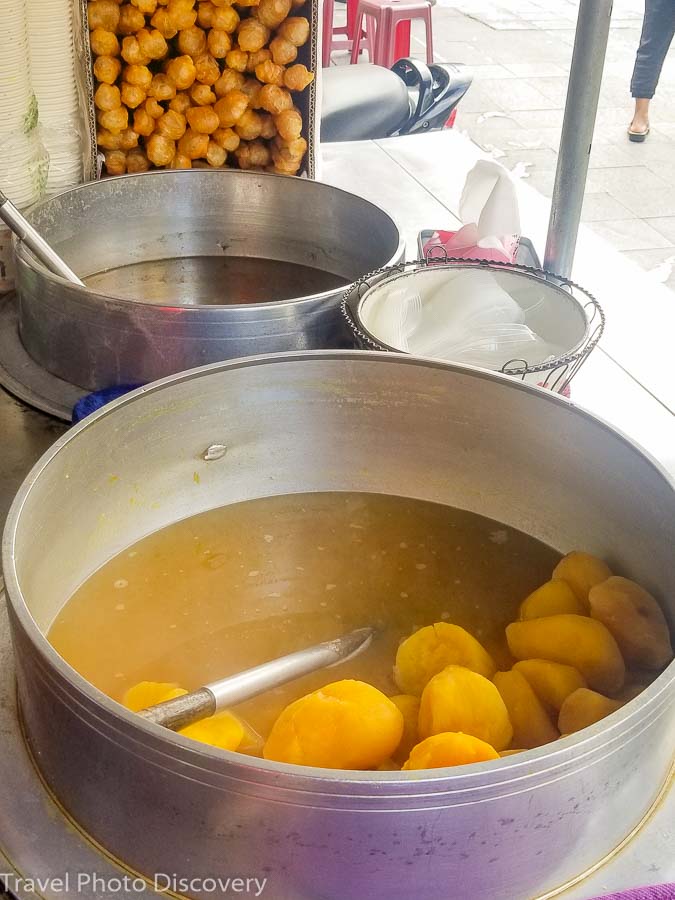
[
  {"left": 14, "top": 171, "right": 403, "bottom": 390},
  {"left": 3, "top": 352, "right": 674, "bottom": 900}
]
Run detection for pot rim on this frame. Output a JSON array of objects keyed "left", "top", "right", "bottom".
[
  {"left": 14, "top": 170, "right": 406, "bottom": 312},
  {"left": 3, "top": 350, "right": 674, "bottom": 788}
]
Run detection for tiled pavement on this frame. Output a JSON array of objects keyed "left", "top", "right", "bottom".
[{"left": 408, "top": 0, "right": 675, "bottom": 290}]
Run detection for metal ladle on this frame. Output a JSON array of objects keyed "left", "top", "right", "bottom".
[
  {"left": 0, "top": 189, "right": 85, "bottom": 286},
  {"left": 137, "top": 626, "right": 375, "bottom": 732}
]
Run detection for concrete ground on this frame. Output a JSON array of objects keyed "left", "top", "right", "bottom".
[{"left": 414, "top": 0, "right": 675, "bottom": 290}]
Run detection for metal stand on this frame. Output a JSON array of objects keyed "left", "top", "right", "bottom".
[{"left": 544, "top": 0, "right": 613, "bottom": 278}]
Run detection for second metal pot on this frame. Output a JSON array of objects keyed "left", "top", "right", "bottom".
[{"left": 14, "top": 170, "right": 404, "bottom": 390}]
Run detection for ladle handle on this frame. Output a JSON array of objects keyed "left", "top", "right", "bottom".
[
  {"left": 0, "top": 190, "right": 86, "bottom": 286},
  {"left": 138, "top": 688, "right": 216, "bottom": 731}
]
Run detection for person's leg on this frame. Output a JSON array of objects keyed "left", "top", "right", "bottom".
[{"left": 629, "top": 0, "right": 675, "bottom": 136}]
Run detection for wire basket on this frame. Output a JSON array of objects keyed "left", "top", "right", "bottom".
[{"left": 341, "top": 256, "right": 605, "bottom": 395}]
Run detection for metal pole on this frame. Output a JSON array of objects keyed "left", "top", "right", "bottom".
[{"left": 544, "top": 0, "right": 613, "bottom": 277}]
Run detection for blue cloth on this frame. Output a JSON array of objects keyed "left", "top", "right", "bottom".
[
  {"left": 72, "top": 384, "right": 142, "bottom": 424},
  {"left": 631, "top": 0, "right": 675, "bottom": 99}
]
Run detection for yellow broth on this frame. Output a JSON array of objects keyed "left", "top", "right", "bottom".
[{"left": 49, "top": 492, "right": 561, "bottom": 742}]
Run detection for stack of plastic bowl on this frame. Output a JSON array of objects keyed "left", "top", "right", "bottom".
[
  {"left": 0, "top": 0, "right": 48, "bottom": 208},
  {"left": 27, "top": 0, "right": 84, "bottom": 194}
]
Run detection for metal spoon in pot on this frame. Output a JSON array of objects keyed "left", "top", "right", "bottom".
[
  {"left": 0, "top": 189, "right": 85, "bottom": 286},
  {"left": 137, "top": 626, "right": 375, "bottom": 732}
]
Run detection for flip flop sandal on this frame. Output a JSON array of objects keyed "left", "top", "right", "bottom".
[{"left": 628, "top": 127, "right": 650, "bottom": 142}]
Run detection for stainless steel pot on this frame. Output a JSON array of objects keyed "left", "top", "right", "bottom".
[
  {"left": 3, "top": 352, "right": 674, "bottom": 900},
  {"left": 14, "top": 171, "right": 404, "bottom": 390}
]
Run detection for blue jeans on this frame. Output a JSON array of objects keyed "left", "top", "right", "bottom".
[{"left": 630, "top": 0, "right": 675, "bottom": 99}]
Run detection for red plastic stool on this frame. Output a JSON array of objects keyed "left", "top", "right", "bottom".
[
  {"left": 323, "top": 0, "right": 372, "bottom": 65},
  {"left": 350, "top": 0, "right": 433, "bottom": 67}
]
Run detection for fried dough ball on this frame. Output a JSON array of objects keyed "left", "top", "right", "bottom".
[
  {"left": 240, "top": 77, "right": 262, "bottom": 106},
  {"left": 402, "top": 732, "right": 499, "bottom": 770},
  {"left": 145, "top": 96, "right": 165, "bottom": 117},
  {"left": 121, "top": 37, "right": 151, "bottom": 66},
  {"left": 255, "top": 59, "right": 284, "bottom": 85},
  {"left": 166, "top": 54, "right": 197, "bottom": 89},
  {"left": 157, "top": 109, "right": 188, "bottom": 139},
  {"left": 167, "top": 0, "right": 198, "bottom": 29},
  {"left": 138, "top": 28, "right": 170, "bottom": 60},
  {"left": 212, "top": 4, "right": 239, "bottom": 30},
  {"left": 98, "top": 106, "right": 129, "bottom": 133},
  {"left": 284, "top": 63, "right": 314, "bottom": 91},
  {"left": 191, "top": 82, "right": 217, "bottom": 105},
  {"left": 95, "top": 83, "right": 122, "bottom": 111},
  {"left": 277, "top": 16, "right": 310, "bottom": 46},
  {"left": 170, "top": 152, "right": 192, "bottom": 168},
  {"left": 259, "top": 112, "right": 276, "bottom": 138},
  {"left": 273, "top": 134, "right": 306, "bottom": 163},
  {"left": 133, "top": 107, "right": 156, "bottom": 136},
  {"left": 394, "top": 623, "right": 496, "bottom": 696},
  {"left": 257, "top": 83, "right": 292, "bottom": 114},
  {"left": 234, "top": 108, "right": 262, "bottom": 140},
  {"left": 238, "top": 19, "right": 270, "bottom": 52},
  {"left": 88, "top": 0, "right": 121, "bottom": 31},
  {"left": 206, "top": 139, "right": 227, "bottom": 166},
  {"left": 149, "top": 73, "right": 176, "bottom": 101},
  {"left": 147, "top": 133, "right": 177, "bottom": 166},
  {"left": 589, "top": 576, "right": 673, "bottom": 669},
  {"left": 558, "top": 688, "right": 623, "bottom": 736},
  {"left": 274, "top": 107, "right": 302, "bottom": 140},
  {"left": 553, "top": 552, "right": 612, "bottom": 607},
  {"left": 120, "top": 82, "right": 146, "bottom": 108},
  {"left": 212, "top": 126, "right": 240, "bottom": 151},
  {"left": 208, "top": 27, "right": 232, "bottom": 56},
  {"left": 246, "top": 48, "right": 271, "bottom": 71},
  {"left": 212, "top": 0, "right": 237, "bottom": 4},
  {"left": 519, "top": 579, "right": 586, "bottom": 620},
  {"left": 131, "top": 0, "right": 158, "bottom": 12},
  {"left": 194, "top": 53, "right": 220, "bottom": 84},
  {"left": 419, "top": 665, "right": 513, "bottom": 750},
  {"left": 124, "top": 64, "right": 153, "bottom": 90},
  {"left": 118, "top": 127, "right": 140, "bottom": 150},
  {"left": 178, "top": 25, "right": 208, "bottom": 56},
  {"left": 118, "top": 4, "right": 146, "bottom": 34},
  {"left": 97, "top": 128, "right": 123, "bottom": 150},
  {"left": 127, "top": 147, "right": 151, "bottom": 172},
  {"left": 214, "top": 89, "right": 249, "bottom": 126},
  {"left": 257, "top": 0, "right": 291, "bottom": 27},
  {"left": 197, "top": 1, "right": 215, "bottom": 27},
  {"left": 186, "top": 105, "right": 220, "bottom": 133},
  {"left": 269, "top": 36, "right": 296, "bottom": 65},
  {"left": 178, "top": 127, "right": 210, "bottom": 158},
  {"left": 90, "top": 28, "right": 120, "bottom": 57},
  {"left": 506, "top": 615, "right": 625, "bottom": 695},
  {"left": 263, "top": 680, "right": 404, "bottom": 770},
  {"left": 170, "top": 91, "right": 193, "bottom": 113},
  {"left": 94, "top": 55, "right": 122, "bottom": 85},
  {"left": 493, "top": 669, "right": 559, "bottom": 749},
  {"left": 225, "top": 48, "right": 249, "bottom": 72},
  {"left": 150, "top": 8, "right": 179, "bottom": 37},
  {"left": 214, "top": 68, "right": 245, "bottom": 96},
  {"left": 291, "top": 0, "right": 305, "bottom": 6}
]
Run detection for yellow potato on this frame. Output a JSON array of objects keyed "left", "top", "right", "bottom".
[
  {"left": 122, "top": 680, "right": 187, "bottom": 712},
  {"left": 419, "top": 665, "right": 513, "bottom": 750},
  {"left": 389, "top": 695, "right": 420, "bottom": 765},
  {"left": 519, "top": 579, "right": 586, "bottom": 620},
  {"left": 493, "top": 669, "right": 559, "bottom": 749},
  {"left": 403, "top": 732, "right": 499, "bottom": 770},
  {"left": 263, "top": 680, "right": 404, "bottom": 770},
  {"left": 499, "top": 749, "right": 525, "bottom": 757},
  {"left": 506, "top": 615, "right": 625, "bottom": 694},
  {"left": 513, "top": 659, "right": 587, "bottom": 711},
  {"left": 589, "top": 576, "right": 673, "bottom": 670},
  {"left": 377, "top": 759, "right": 401, "bottom": 771},
  {"left": 179, "top": 711, "right": 245, "bottom": 751},
  {"left": 394, "top": 622, "right": 496, "bottom": 696},
  {"left": 553, "top": 551, "right": 612, "bottom": 606},
  {"left": 558, "top": 688, "right": 623, "bottom": 735}
]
